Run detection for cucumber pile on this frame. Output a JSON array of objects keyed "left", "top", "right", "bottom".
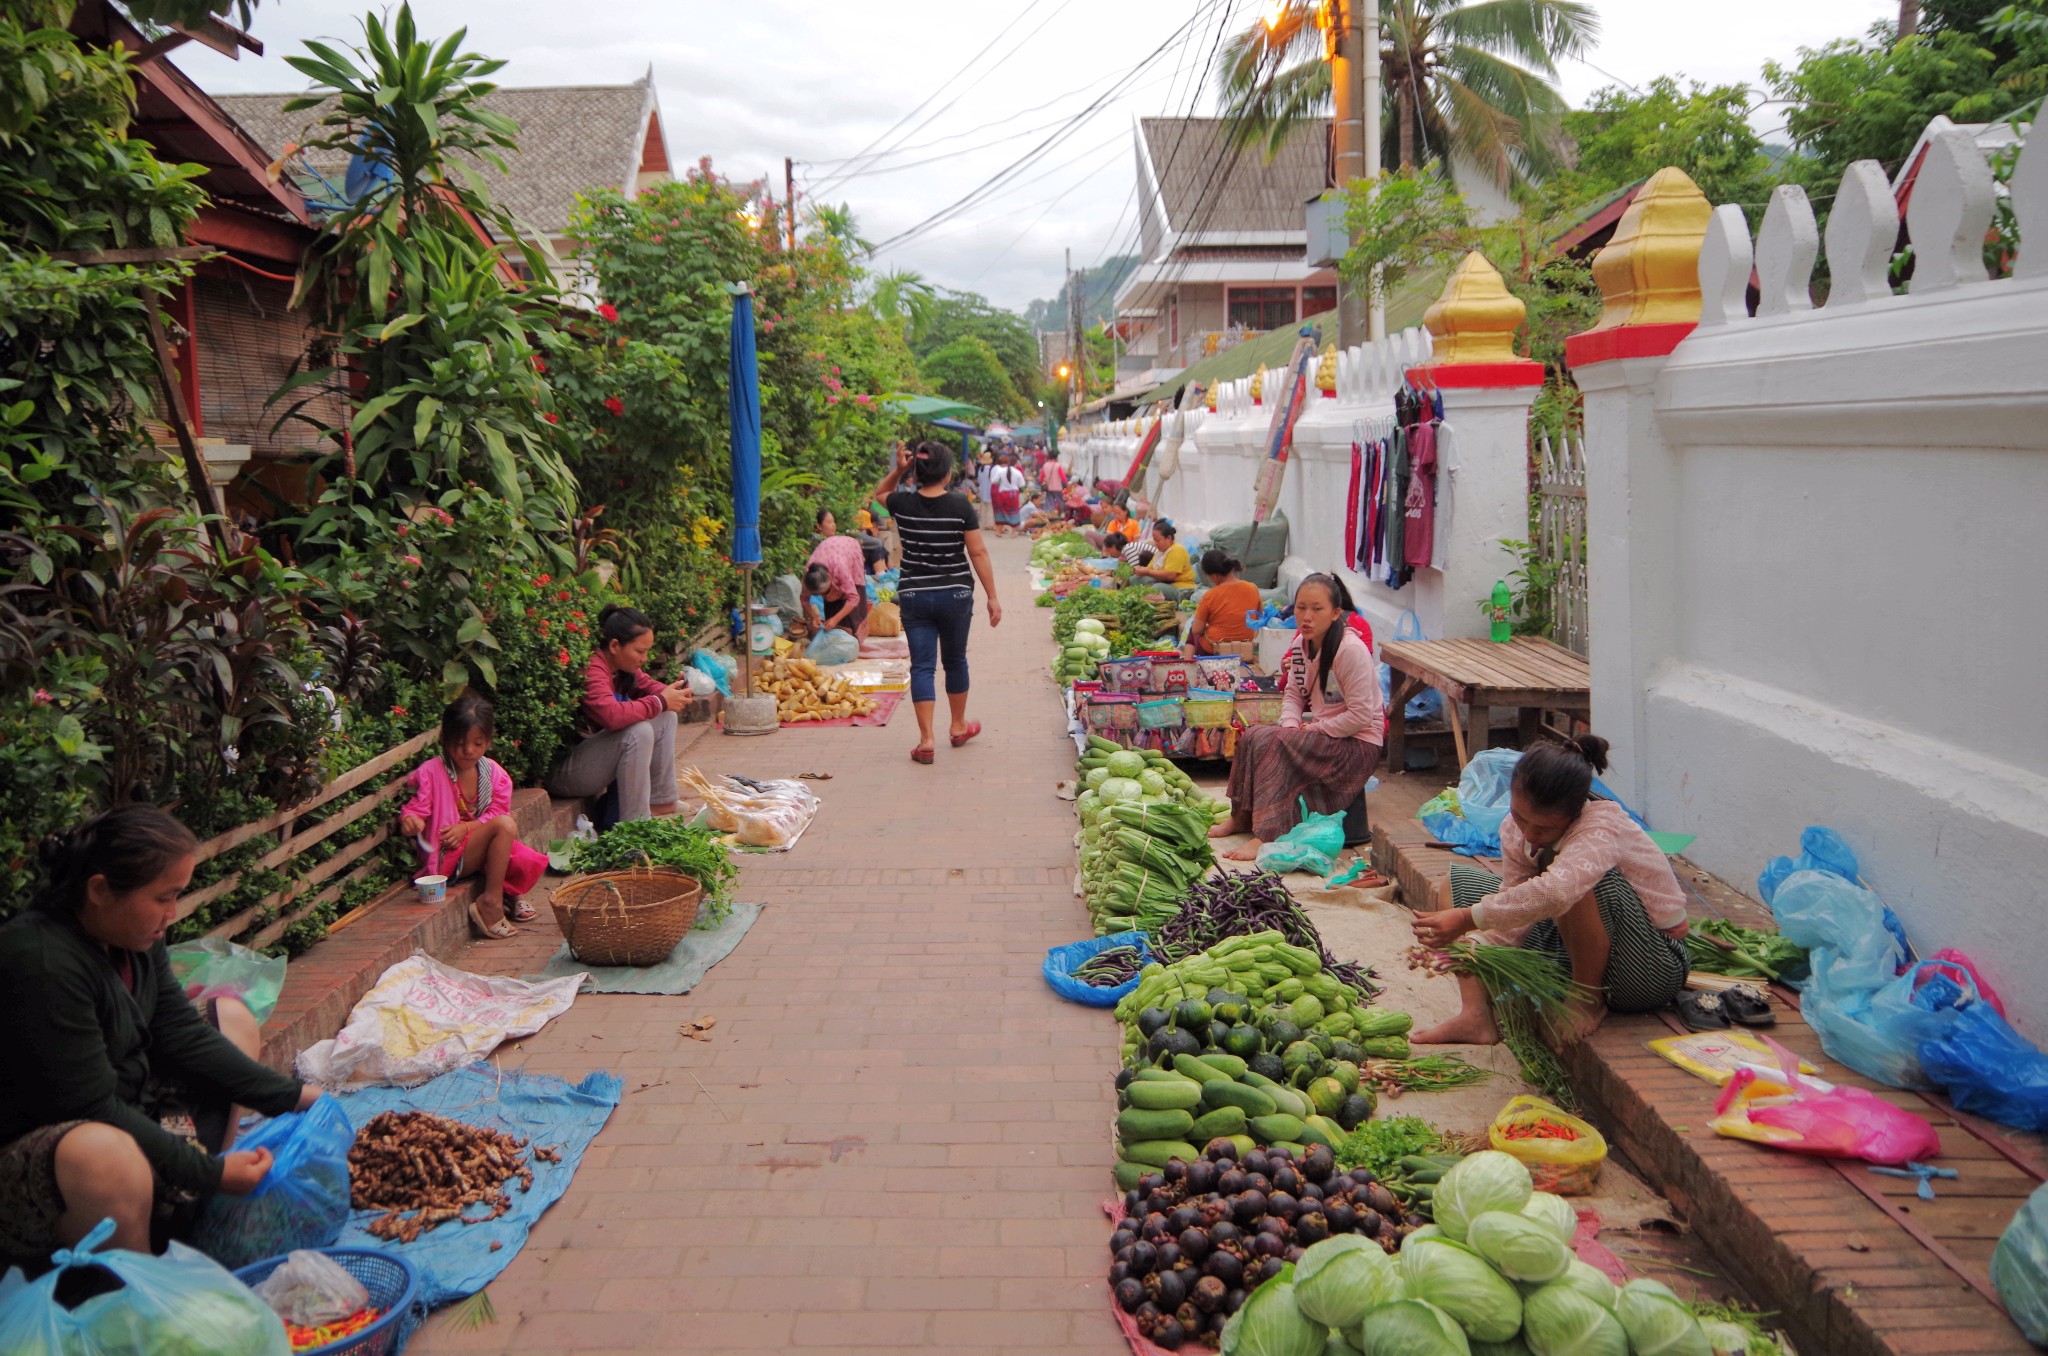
[
  {"left": 1055, "top": 617, "right": 1113, "bottom": 684},
  {"left": 1109, "top": 932, "right": 1420, "bottom": 1185},
  {"left": 1075, "top": 736, "right": 1227, "bottom": 935}
]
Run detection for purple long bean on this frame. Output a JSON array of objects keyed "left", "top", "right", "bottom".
[{"left": 1155, "top": 870, "right": 1380, "bottom": 1001}]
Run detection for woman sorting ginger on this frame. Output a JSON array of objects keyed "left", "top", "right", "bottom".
[{"left": 1410, "top": 735, "right": 1691, "bottom": 1044}]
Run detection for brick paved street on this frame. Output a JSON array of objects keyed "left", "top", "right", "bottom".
[{"left": 414, "top": 536, "right": 1125, "bottom": 1355}]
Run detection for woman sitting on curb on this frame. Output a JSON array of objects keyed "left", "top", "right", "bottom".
[
  {"left": 0, "top": 807, "right": 320, "bottom": 1265},
  {"left": 1131, "top": 520, "right": 1197, "bottom": 601},
  {"left": 1410, "top": 736, "right": 1692, "bottom": 1044},
  {"left": 547, "top": 604, "right": 688, "bottom": 824}
]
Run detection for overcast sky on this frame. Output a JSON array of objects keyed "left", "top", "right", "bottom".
[{"left": 184, "top": 0, "right": 1897, "bottom": 315}]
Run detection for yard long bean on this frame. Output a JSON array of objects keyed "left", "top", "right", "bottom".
[{"left": 1155, "top": 870, "right": 1380, "bottom": 1000}]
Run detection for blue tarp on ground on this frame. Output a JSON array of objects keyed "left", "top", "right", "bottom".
[{"left": 332, "top": 1067, "right": 621, "bottom": 1309}]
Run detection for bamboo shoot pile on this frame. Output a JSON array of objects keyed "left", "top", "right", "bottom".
[{"left": 752, "top": 654, "right": 877, "bottom": 723}]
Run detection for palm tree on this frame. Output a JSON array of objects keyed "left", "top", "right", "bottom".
[
  {"left": 866, "top": 268, "right": 938, "bottom": 345},
  {"left": 1216, "top": 0, "right": 1598, "bottom": 190},
  {"left": 807, "top": 202, "right": 872, "bottom": 254}
]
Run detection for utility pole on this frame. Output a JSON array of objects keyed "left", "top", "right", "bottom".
[
  {"left": 784, "top": 157, "right": 798, "bottom": 254},
  {"left": 1362, "top": 0, "right": 1383, "bottom": 340},
  {"left": 1067, "top": 247, "right": 1083, "bottom": 410},
  {"left": 1331, "top": 0, "right": 1366, "bottom": 349}
]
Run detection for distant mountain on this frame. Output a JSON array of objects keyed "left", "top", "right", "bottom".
[{"left": 1024, "top": 256, "right": 1140, "bottom": 332}]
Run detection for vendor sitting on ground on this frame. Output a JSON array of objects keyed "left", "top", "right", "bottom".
[
  {"left": 1186, "top": 549, "right": 1262, "bottom": 656},
  {"left": 802, "top": 561, "right": 869, "bottom": 639},
  {"left": 1131, "top": 520, "right": 1197, "bottom": 600},
  {"left": 547, "top": 604, "right": 687, "bottom": 824},
  {"left": 400, "top": 694, "right": 547, "bottom": 940},
  {"left": 1063, "top": 481, "right": 1092, "bottom": 523},
  {"left": 0, "top": 806, "right": 321, "bottom": 1264},
  {"left": 1083, "top": 502, "right": 1139, "bottom": 553},
  {"left": 1409, "top": 736, "right": 1691, "bottom": 1045},
  {"left": 1211, "top": 573, "right": 1383, "bottom": 861},
  {"left": 1019, "top": 492, "right": 1063, "bottom": 535}
]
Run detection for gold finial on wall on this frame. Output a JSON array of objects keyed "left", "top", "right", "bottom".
[
  {"left": 1585, "top": 167, "right": 1713, "bottom": 331},
  {"left": 1423, "top": 252, "right": 1528, "bottom": 364},
  {"left": 1314, "top": 341, "right": 1339, "bottom": 391},
  {"left": 1248, "top": 365, "right": 1266, "bottom": 402}
]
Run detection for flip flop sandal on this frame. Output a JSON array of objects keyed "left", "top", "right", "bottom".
[
  {"left": 950, "top": 721, "right": 983, "bottom": 747},
  {"left": 910, "top": 746, "right": 935, "bottom": 765},
  {"left": 1719, "top": 984, "right": 1777, "bottom": 1027},
  {"left": 1675, "top": 990, "right": 1732, "bottom": 1031},
  {"left": 507, "top": 897, "right": 538, "bottom": 923},
  {"left": 467, "top": 902, "right": 516, "bottom": 940}
]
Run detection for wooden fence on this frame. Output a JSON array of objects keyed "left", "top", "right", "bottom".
[
  {"left": 1534, "top": 426, "right": 1589, "bottom": 656},
  {"left": 175, "top": 729, "right": 435, "bottom": 948}
]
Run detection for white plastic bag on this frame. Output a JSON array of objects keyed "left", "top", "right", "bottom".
[{"left": 252, "top": 1251, "right": 369, "bottom": 1328}]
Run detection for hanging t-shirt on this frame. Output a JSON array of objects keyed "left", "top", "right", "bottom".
[
  {"left": 1381, "top": 428, "right": 1410, "bottom": 585},
  {"left": 1403, "top": 420, "right": 1438, "bottom": 570}
]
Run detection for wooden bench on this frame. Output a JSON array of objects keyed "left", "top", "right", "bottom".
[{"left": 1380, "top": 636, "right": 1591, "bottom": 771}]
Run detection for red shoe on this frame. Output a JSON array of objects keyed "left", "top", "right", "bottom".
[
  {"left": 910, "top": 746, "right": 935, "bottom": 764},
  {"left": 950, "top": 721, "right": 982, "bottom": 748}
]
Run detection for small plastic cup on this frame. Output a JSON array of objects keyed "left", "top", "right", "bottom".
[{"left": 414, "top": 874, "right": 448, "bottom": 903}]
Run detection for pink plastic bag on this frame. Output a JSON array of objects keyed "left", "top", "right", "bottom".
[
  {"left": 1925, "top": 948, "right": 2006, "bottom": 1018},
  {"left": 1712, "top": 1035, "right": 1941, "bottom": 1165}
]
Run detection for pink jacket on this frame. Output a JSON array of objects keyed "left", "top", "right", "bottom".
[
  {"left": 400, "top": 755, "right": 512, "bottom": 879},
  {"left": 579, "top": 653, "right": 666, "bottom": 735},
  {"left": 1471, "top": 800, "right": 1690, "bottom": 944},
  {"left": 1277, "top": 626, "right": 1384, "bottom": 744}
]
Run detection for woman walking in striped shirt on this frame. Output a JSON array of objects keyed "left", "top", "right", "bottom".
[{"left": 876, "top": 441, "right": 1003, "bottom": 764}]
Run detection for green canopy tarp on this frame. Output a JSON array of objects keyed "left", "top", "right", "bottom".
[{"left": 884, "top": 393, "right": 987, "bottom": 420}]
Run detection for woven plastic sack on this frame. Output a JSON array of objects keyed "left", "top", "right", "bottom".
[
  {"left": 1993, "top": 1182, "right": 2048, "bottom": 1343},
  {"left": 168, "top": 937, "right": 286, "bottom": 1025},
  {"left": 191, "top": 1095, "right": 354, "bottom": 1270},
  {"left": 1256, "top": 798, "right": 1347, "bottom": 875},
  {"left": 1043, "top": 932, "right": 1153, "bottom": 1008},
  {"left": 0, "top": 1219, "right": 289, "bottom": 1356},
  {"left": 1488, "top": 1095, "right": 1607, "bottom": 1195}
]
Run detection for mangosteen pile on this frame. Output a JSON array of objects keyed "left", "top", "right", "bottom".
[{"left": 1107, "top": 1139, "right": 1411, "bottom": 1349}]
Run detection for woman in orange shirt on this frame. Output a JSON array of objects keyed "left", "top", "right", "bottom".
[{"left": 1187, "top": 550, "right": 1263, "bottom": 655}]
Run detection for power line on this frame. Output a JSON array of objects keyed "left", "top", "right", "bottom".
[{"left": 868, "top": 1, "right": 1231, "bottom": 258}]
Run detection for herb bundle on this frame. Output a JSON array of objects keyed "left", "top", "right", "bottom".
[
  {"left": 1411, "top": 942, "right": 1593, "bottom": 1107},
  {"left": 569, "top": 817, "right": 738, "bottom": 928},
  {"left": 1685, "top": 917, "right": 1807, "bottom": 981}
]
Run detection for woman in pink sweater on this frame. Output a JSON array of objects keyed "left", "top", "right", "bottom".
[
  {"left": 1212, "top": 574, "right": 1383, "bottom": 859},
  {"left": 1410, "top": 735, "right": 1692, "bottom": 1044},
  {"left": 399, "top": 695, "right": 548, "bottom": 939},
  {"left": 546, "top": 605, "right": 688, "bottom": 824}
]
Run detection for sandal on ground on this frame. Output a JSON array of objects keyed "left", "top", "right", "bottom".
[
  {"left": 910, "top": 746, "right": 935, "bottom": 765},
  {"left": 467, "top": 902, "right": 516, "bottom": 940},
  {"left": 507, "top": 897, "right": 538, "bottom": 923},
  {"left": 1675, "top": 990, "right": 1731, "bottom": 1032},
  {"left": 950, "top": 721, "right": 982, "bottom": 748},
  {"left": 1719, "top": 983, "right": 1776, "bottom": 1027}
]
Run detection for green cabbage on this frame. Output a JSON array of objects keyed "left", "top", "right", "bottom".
[
  {"left": 1220, "top": 1279, "right": 1326, "bottom": 1356},
  {"left": 1294, "top": 1235, "right": 1405, "bottom": 1329},
  {"left": 1699, "top": 1319, "right": 1754, "bottom": 1353},
  {"left": 1432, "top": 1151, "right": 1532, "bottom": 1242},
  {"left": 1469, "top": 1339, "right": 1534, "bottom": 1356},
  {"left": 1352, "top": 1298, "right": 1473, "bottom": 1355},
  {"left": 1075, "top": 617, "right": 1107, "bottom": 635},
  {"left": 1541, "top": 1258, "right": 1618, "bottom": 1311},
  {"left": 1405, "top": 1224, "right": 1444, "bottom": 1245},
  {"left": 1397, "top": 1239, "right": 1522, "bottom": 1343},
  {"left": 1520, "top": 1278, "right": 1629, "bottom": 1356},
  {"left": 1995, "top": 1181, "right": 2048, "bottom": 1343},
  {"left": 1106, "top": 749, "right": 1147, "bottom": 779},
  {"left": 1099, "top": 777, "right": 1141, "bottom": 801},
  {"left": 1613, "top": 1279, "right": 1712, "bottom": 1356},
  {"left": 1084, "top": 766, "right": 1111, "bottom": 790},
  {"left": 1466, "top": 1211, "right": 1569, "bottom": 1284},
  {"left": 1325, "top": 1331, "right": 1364, "bottom": 1356},
  {"left": 1518, "top": 1191, "right": 1577, "bottom": 1246}
]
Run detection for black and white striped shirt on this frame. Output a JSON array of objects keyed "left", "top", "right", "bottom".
[{"left": 886, "top": 488, "right": 978, "bottom": 596}]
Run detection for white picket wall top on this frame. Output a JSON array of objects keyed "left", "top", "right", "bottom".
[{"left": 1699, "top": 116, "right": 2046, "bottom": 327}]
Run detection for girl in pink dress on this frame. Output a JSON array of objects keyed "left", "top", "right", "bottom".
[{"left": 398, "top": 695, "right": 547, "bottom": 940}]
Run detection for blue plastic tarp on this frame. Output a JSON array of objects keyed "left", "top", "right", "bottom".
[{"left": 332, "top": 1067, "right": 621, "bottom": 1308}]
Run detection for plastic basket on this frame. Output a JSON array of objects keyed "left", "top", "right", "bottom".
[
  {"left": 1235, "top": 692, "right": 1283, "bottom": 726},
  {"left": 1195, "top": 655, "right": 1247, "bottom": 688},
  {"left": 1043, "top": 932, "right": 1154, "bottom": 1007},
  {"left": 1136, "top": 696, "right": 1186, "bottom": 731},
  {"left": 1184, "top": 688, "right": 1235, "bottom": 728},
  {"left": 233, "top": 1248, "right": 418, "bottom": 1356},
  {"left": 1099, "top": 657, "right": 1153, "bottom": 694},
  {"left": 1150, "top": 658, "right": 1202, "bottom": 692},
  {"left": 1086, "top": 693, "right": 1140, "bottom": 730}
]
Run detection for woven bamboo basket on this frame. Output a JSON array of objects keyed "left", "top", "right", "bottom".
[{"left": 551, "top": 863, "right": 703, "bottom": 967}]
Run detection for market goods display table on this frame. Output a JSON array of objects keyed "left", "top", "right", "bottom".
[{"left": 1380, "top": 636, "right": 1590, "bottom": 771}]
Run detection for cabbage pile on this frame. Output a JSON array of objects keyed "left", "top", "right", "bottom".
[
  {"left": 1055, "top": 616, "right": 1114, "bottom": 683},
  {"left": 1220, "top": 1152, "right": 1720, "bottom": 1356}
]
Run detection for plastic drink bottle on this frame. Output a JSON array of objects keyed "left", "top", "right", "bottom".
[{"left": 1489, "top": 581, "right": 1513, "bottom": 642}]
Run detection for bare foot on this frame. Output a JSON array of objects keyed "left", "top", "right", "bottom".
[
  {"left": 1413, "top": 1009, "right": 1503, "bottom": 1046},
  {"left": 1543, "top": 997, "right": 1608, "bottom": 1045},
  {"left": 1220, "top": 839, "right": 1263, "bottom": 862},
  {"left": 1207, "top": 816, "right": 1249, "bottom": 840},
  {"left": 651, "top": 802, "right": 680, "bottom": 818}
]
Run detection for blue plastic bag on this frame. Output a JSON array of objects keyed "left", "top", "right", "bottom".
[
  {"left": 1376, "top": 609, "right": 1445, "bottom": 722},
  {"left": 190, "top": 1096, "right": 353, "bottom": 1270},
  {"left": 1921, "top": 1002, "right": 2048, "bottom": 1132},
  {"left": 1417, "top": 747, "right": 1521, "bottom": 856},
  {"left": 1043, "top": 932, "right": 1154, "bottom": 1007},
  {"left": 688, "top": 647, "right": 733, "bottom": 697},
  {"left": 1770, "top": 872, "right": 1939, "bottom": 1087},
  {"left": 0, "top": 1219, "right": 289, "bottom": 1355},
  {"left": 805, "top": 629, "right": 859, "bottom": 666},
  {"left": 1257, "top": 799, "right": 1348, "bottom": 875},
  {"left": 1758, "top": 826, "right": 1914, "bottom": 966}
]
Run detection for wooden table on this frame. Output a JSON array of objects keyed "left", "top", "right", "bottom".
[{"left": 1380, "top": 636, "right": 1591, "bottom": 770}]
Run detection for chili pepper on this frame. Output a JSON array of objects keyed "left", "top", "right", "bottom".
[{"left": 289, "top": 1306, "right": 382, "bottom": 1350}]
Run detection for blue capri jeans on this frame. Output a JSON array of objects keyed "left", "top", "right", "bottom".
[{"left": 899, "top": 585, "right": 974, "bottom": 703}]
